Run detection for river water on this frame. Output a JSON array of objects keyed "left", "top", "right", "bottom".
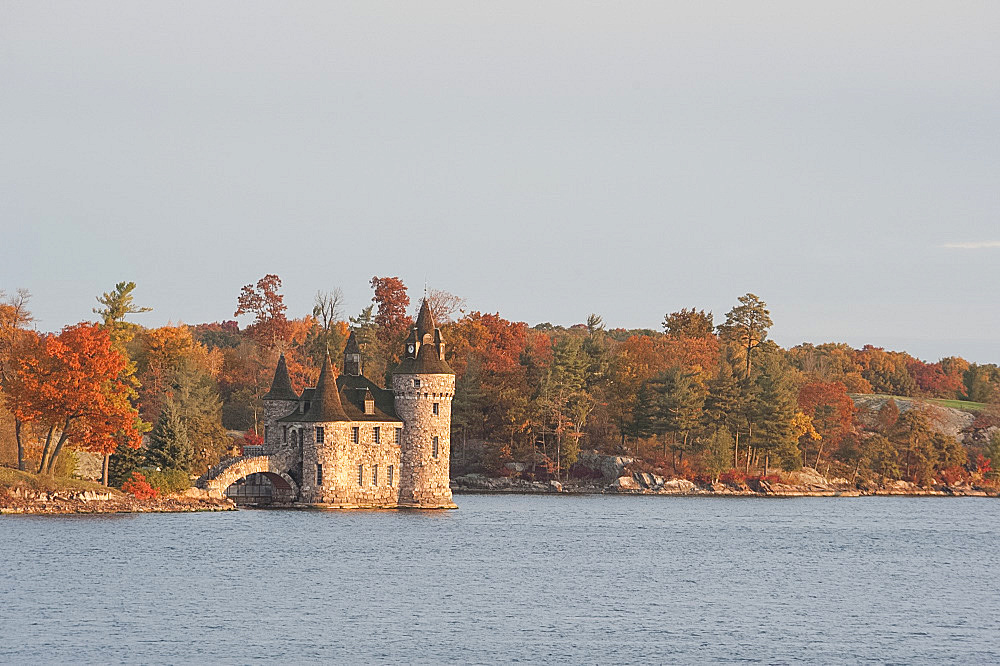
[{"left": 2, "top": 495, "right": 998, "bottom": 664}]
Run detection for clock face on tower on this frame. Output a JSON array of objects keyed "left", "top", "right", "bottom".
[{"left": 407, "top": 344, "right": 415, "bottom": 355}]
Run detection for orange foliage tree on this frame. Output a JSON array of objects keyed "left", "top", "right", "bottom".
[
  {"left": 235, "top": 274, "right": 290, "bottom": 347},
  {"left": 5, "top": 323, "right": 143, "bottom": 474},
  {"left": 797, "top": 381, "right": 855, "bottom": 468}
]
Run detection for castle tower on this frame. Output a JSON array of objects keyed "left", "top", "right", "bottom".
[
  {"left": 261, "top": 353, "right": 298, "bottom": 451},
  {"left": 393, "top": 299, "right": 456, "bottom": 509}
]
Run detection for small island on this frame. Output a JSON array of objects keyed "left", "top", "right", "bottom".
[{"left": 2, "top": 279, "right": 998, "bottom": 514}]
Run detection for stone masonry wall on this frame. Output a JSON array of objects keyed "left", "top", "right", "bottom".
[
  {"left": 299, "top": 421, "right": 402, "bottom": 507},
  {"left": 262, "top": 399, "right": 297, "bottom": 452},
  {"left": 393, "top": 373, "right": 455, "bottom": 508}
]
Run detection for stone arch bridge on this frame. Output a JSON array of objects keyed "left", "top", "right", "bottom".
[{"left": 197, "top": 447, "right": 299, "bottom": 502}]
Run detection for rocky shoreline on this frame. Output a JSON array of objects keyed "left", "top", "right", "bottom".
[
  {"left": 452, "top": 451, "right": 1000, "bottom": 499},
  {"left": 451, "top": 474, "right": 999, "bottom": 497},
  {"left": 0, "top": 487, "right": 236, "bottom": 515}
]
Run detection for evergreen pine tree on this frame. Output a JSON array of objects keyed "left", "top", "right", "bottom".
[
  {"left": 752, "top": 352, "right": 799, "bottom": 474},
  {"left": 146, "top": 399, "right": 193, "bottom": 472},
  {"left": 108, "top": 439, "right": 146, "bottom": 487}
]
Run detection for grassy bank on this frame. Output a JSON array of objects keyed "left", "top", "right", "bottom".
[{"left": 0, "top": 467, "right": 118, "bottom": 494}]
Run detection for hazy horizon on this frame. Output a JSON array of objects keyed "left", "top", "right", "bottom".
[{"left": 2, "top": 2, "right": 998, "bottom": 363}]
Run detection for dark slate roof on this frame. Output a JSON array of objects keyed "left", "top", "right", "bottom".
[
  {"left": 337, "top": 375, "right": 401, "bottom": 422},
  {"left": 415, "top": 299, "right": 435, "bottom": 337},
  {"left": 277, "top": 371, "right": 401, "bottom": 424},
  {"left": 262, "top": 354, "right": 298, "bottom": 401},
  {"left": 394, "top": 342, "right": 454, "bottom": 375},
  {"left": 298, "top": 354, "right": 350, "bottom": 422},
  {"left": 344, "top": 330, "right": 361, "bottom": 354}
]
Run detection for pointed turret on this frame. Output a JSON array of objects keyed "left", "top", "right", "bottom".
[
  {"left": 394, "top": 298, "right": 453, "bottom": 375},
  {"left": 263, "top": 353, "right": 298, "bottom": 401},
  {"left": 415, "top": 298, "right": 436, "bottom": 339},
  {"left": 301, "top": 353, "right": 349, "bottom": 422},
  {"left": 344, "top": 330, "right": 363, "bottom": 376}
]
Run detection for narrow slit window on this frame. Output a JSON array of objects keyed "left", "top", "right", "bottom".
[
  {"left": 432, "top": 436, "right": 439, "bottom": 459},
  {"left": 282, "top": 426, "right": 287, "bottom": 443},
  {"left": 395, "top": 427, "right": 402, "bottom": 444},
  {"left": 373, "top": 464, "right": 378, "bottom": 486},
  {"left": 433, "top": 402, "right": 439, "bottom": 416},
  {"left": 357, "top": 464, "right": 363, "bottom": 486},
  {"left": 316, "top": 463, "right": 323, "bottom": 486},
  {"left": 373, "top": 427, "right": 380, "bottom": 444},
  {"left": 352, "top": 427, "right": 359, "bottom": 444},
  {"left": 264, "top": 425, "right": 270, "bottom": 442},
  {"left": 388, "top": 465, "right": 394, "bottom": 486}
]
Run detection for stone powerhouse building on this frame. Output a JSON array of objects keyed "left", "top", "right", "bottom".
[{"left": 200, "top": 300, "right": 457, "bottom": 509}]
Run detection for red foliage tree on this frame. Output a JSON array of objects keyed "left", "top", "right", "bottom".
[
  {"left": 797, "top": 381, "right": 855, "bottom": 468},
  {"left": 235, "top": 274, "right": 290, "bottom": 347},
  {"left": 370, "top": 276, "right": 412, "bottom": 343},
  {"left": 5, "top": 323, "right": 143, "bottom": 474}
]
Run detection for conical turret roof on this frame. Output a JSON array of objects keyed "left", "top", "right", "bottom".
[
  {"left": 301, "top": 353, "right": 350, "bottom": 422},
  {"left": 263, "top": 353, "right": 298, "bottom": 401},
  {"left": 344, "top": 330, "right": 361, "bottom": 354},
  {"left": 415, "top": 298, "right": 436, "bottom": 337}
]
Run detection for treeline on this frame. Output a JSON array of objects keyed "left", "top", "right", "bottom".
[{"left": 2, "top": 277, "right": 999, "bottom": 490}]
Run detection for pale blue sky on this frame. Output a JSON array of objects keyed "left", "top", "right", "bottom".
[{"left": 1, "top": 2, "right": 998, "bottom": 361}]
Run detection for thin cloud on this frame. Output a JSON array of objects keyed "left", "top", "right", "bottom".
[{"left": 942, "top": 241, "right": 1000, "bottom": 249}]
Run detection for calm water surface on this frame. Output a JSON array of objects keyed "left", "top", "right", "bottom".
[{"left": 2, "top": 495, "right": 998, "bottom": 664}]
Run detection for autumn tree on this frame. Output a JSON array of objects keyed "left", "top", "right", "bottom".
[
  {"left": 371, "top": 276, "right": 411, "bottom": 341},
  {"left": 0, "top": 289, "right": 34, "bottom": 470},
  {"left": 235, "top": 274, "right": 290, "bottom": 347},
  {"left": 5, "top": 324, "right": 143, "bottom": 474},
  {"left": 718, "top": 293, "right": 773, "bottom": 378},
  {"left": 797, "top": 381, "right": 855, "bottom": 469},
  {"left": 369, "top": 276, "right": 412, "bottom": 376},
  {"left": 663, "top": 308, "right": 714, "bottom": 338}
]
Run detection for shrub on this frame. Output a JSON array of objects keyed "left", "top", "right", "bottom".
[
  {"left": 719, "top": 470, "right": 746, "bottom": 485},
  {"left": 122, "top": 472, "right": 159, "bottom": 500},
  {"left": 143, "top": 468, "right": 191, "bottom": 495}
]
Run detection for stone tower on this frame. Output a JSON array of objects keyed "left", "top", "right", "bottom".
[
  {"left": 393, "top": 299, "right": 456, "bottom": 509},
  {"left": 261, "top": 353, "right": 298, "bottom": 452}
]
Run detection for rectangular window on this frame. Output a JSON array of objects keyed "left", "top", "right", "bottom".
[
  {"left": 433, "top": 402, "right": 439, "bottom": 416},
  {"left": 373, "top": 427, "right": 380, "bottom": 444},
  {"left": 357, "top": 464, "right": 364, "bottom": 486},
  {"left": 373, "top": 464, "right": 378, "bottom": 486},
  {"left": 265, "top": 425, "right": 270, "bottom": 441},
  {"left": 432, "top": 436, "right": 439, "bottom": 459},
  {"left": 395, "top": 427, "right": 402, "bottom": 444},
  {"left": 316, "top": 426, "right": 324, "bottom": 443},
  {"left": 352, "top": 427, "right": 359, "bottom": 444},
  {"left": 316, "top": 463, "right": 323, "bottom": 486},
  {"left": 282, "top": 426, "right": 287, "bottom": 443},
  {"left": 388, "top": 465, "right": 394, "bottom": 486},
  {"left": 414, "top": 378, "right": 421, "bottom": 388}
]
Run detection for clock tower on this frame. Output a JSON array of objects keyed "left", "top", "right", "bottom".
[{"left": 392, "top": 299, "right": 456, "bottom": 509}]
